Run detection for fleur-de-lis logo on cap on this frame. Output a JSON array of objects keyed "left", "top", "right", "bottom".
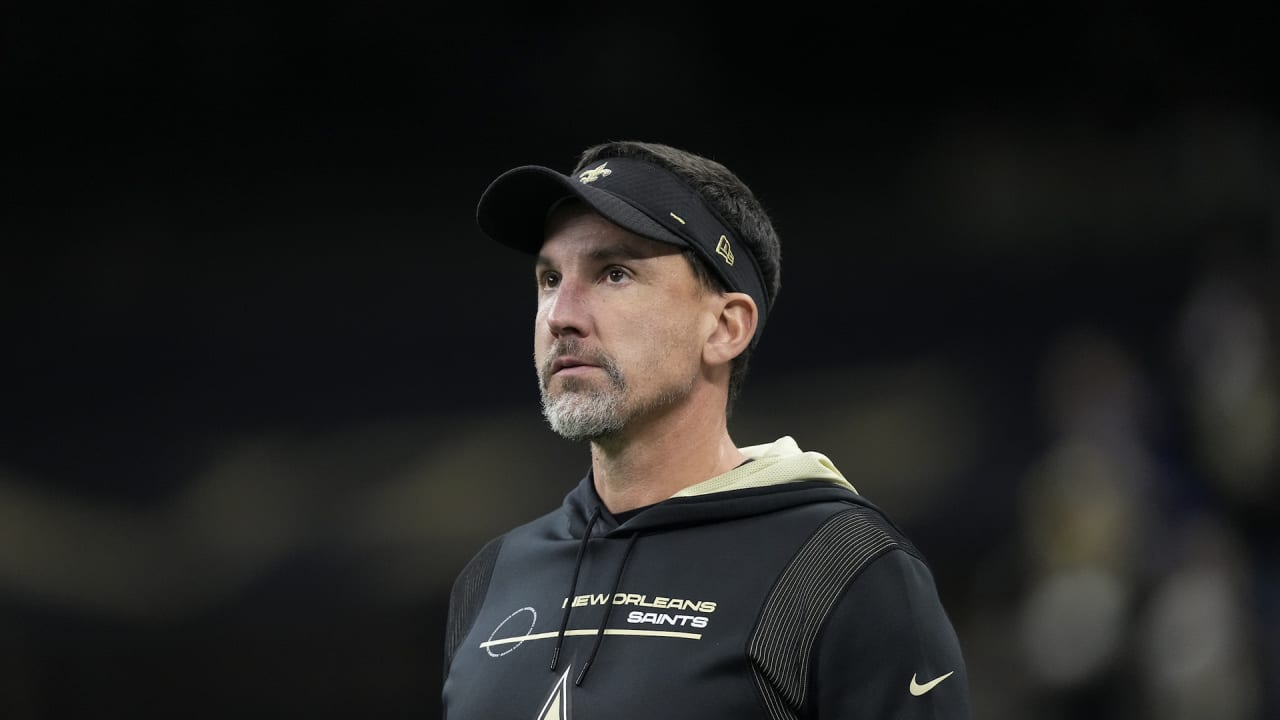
[{"left": 578, "top": 162, "right": 611, "bottom": 184}]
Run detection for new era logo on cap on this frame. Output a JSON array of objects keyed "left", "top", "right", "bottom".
[{"left": 715, "top": 236, "right": 735, "bottom": 266}]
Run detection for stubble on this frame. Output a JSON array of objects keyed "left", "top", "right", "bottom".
[{"left": 537, "top": 338, "right": 695, "bottom": 442}]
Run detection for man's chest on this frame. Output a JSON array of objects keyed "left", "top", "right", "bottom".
[{"left": 444, "top": 517, "right": 824, "bottom": 719}]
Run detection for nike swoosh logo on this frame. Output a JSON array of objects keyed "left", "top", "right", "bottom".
[{"left": 909, "top": 670, "right": 955, "bottom": 696}]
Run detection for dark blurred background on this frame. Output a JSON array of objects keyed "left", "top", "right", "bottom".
[{"left": 2, "top": 4, "right": 1278, "bottom": 719}]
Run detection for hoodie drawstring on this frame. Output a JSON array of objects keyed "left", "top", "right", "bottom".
[
  {"left": 551, "top": 506, "right": 602, "bottom": 672},
  {"left": 575, "top": 532, "right": 638, "bottom": 686}
]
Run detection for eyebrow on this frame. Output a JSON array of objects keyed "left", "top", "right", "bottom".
[{"left": 535, "top": 242, "right": 653, "bottom": 269}]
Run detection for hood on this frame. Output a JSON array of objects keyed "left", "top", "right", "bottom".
[{"left": 564, "top": 436, "right": 861, "bottom": 538}]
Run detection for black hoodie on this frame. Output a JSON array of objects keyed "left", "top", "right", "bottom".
[{"left": 442, "top": 436, "right": 971, "bottom": 719}]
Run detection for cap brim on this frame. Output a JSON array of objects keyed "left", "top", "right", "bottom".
[{"left": 475, "top": 165, "right": 690, "bottom": 254}]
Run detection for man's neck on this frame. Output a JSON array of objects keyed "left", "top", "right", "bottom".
[{"left": 589, "top": 390, "right": 745, "bottom": 514}]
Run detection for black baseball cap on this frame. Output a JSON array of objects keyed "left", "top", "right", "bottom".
[{"left": 475, "top": 156, "right": 770, "bottom": 346}]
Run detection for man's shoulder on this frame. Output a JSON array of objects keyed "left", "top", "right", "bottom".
[{"left": 764, "top": 488, "right": 923, "bottom": 553}]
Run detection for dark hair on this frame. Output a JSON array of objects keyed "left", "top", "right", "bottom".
[{"left": 573, "top": 141, "right": 782, "bottom": 414}]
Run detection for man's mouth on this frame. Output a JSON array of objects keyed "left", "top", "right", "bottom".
[{"left": 550, "top": 356, "right": 599, "bottom": 376}]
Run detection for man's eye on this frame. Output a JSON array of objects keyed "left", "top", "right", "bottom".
[
  {"left": 540, "top": 272, "right": 560, "bottom": 288},
  {"left": 606, "top": 268, "right": 627, "bottom": 282}
]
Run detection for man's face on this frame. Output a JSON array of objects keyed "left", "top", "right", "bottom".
[{"left": 534, "top": 203, "right": 712, "bottom": 442}]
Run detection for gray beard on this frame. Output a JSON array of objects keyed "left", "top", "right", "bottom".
[
  {"left": 541, "top": 380, "right": 626, "bottom": 442},
  {"left": 537, "top": 341, "right": 694, "bottom": 443},
  {"left": 538, "top": 341, "right": 628, "bottom": 441}
]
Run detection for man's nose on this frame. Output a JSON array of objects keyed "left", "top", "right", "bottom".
[{"left": 544, "top": 279, "right": 592, "bottom": 338}]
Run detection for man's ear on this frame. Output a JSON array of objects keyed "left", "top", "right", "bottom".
[{"left": 704, "top": 292, "right": 757, "bottom": 366}]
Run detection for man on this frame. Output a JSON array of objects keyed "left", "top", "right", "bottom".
[{"left": 442, "top": 140, "right": 971, "bottom": 719}]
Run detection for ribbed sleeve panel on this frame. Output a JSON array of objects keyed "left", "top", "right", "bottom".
[
  {"left": 444, "top": 536, "right": 504, "bottom": 678},
  {"left": 748, "top": 507, "right": 911, "bottom": 720}
]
